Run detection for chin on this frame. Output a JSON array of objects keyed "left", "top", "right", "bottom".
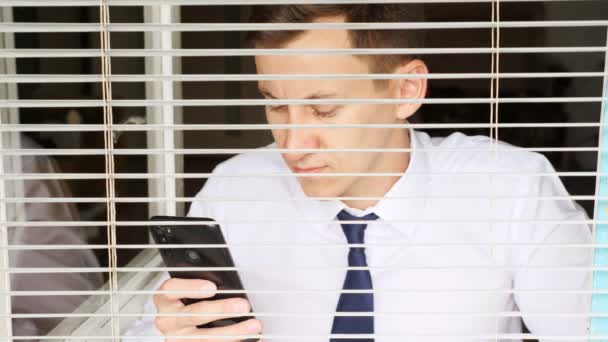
[{"left": 299, "top": 179, "right": 343, "bottom": 199}]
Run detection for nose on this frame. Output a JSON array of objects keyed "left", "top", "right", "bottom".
[{"left": 282, "top": 106, "right": 317, "bottom": 164}]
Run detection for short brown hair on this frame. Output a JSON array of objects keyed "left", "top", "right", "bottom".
[{"left": 246, "top": 4, "right": 425, "bottom": 74}]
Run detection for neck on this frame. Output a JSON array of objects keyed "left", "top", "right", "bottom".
[{"left": 342, "top": 129, "right": 411, "bottom": 210}]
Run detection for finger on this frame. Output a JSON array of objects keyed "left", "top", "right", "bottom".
[
  {"left": 194, "top": 318, "right": 263, "bottom": 342},
  {"left": 156, "top": 278, "right": 218, "bottom": 302},
  {"left": 183, "top": 297, "right": 252, "bottom": 327}
]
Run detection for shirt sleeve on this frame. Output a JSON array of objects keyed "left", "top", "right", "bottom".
[
  {"left": 510, "top": 154, "right": 592, "bottom": 340},
  {"left": 121, "top": 273, "right": 168, "bottom": 342}
]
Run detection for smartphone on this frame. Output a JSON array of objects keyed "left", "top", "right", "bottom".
[{"left": 149, "top": 215, "right": 255, "bottom": 331}]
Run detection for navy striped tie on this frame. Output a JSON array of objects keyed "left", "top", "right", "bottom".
[{"left": 330, "top": 209, "right": 379, "bottom": 342}]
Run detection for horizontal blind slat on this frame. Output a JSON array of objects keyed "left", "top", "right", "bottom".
[
  {"left": 3, "top": 20, "right": 608, "bottom": 32},
  {"left": 0, "top": 122, "right": 603, "bottom": 133},
  {"left": 5, "top": 312, "right": 606, "bottom": 319},
  {"left": 0, "top": 195, "right": 603, "bottom": 203},
  {"left": 0, "top": 147, "right": 601, "bottom": 156},
  {"left": 6, "top": 335, "right": 606, "bottom": 341},
  {"left": 1, "top": 219, "right": 602, "bottom": 226},
  {"left": 2, "top": 72, "right": 606, "bottom": 83},
  {"left": 0, "top": 0, "right": 594, "bottom": 7},
  {"left": 4, "top": 266, "right": 608, "bottom": 273},
  {"left": 1, "top": 97, "right": 607, "bottom": 108},
  {"left": 5, "top": 289, "right": 606, "bottom": 295},
  {"left": 6, "top": 334, "right": 601, "bottom": 341},
  {"left": 0, "top": 171, "right": 601, "bottom": 180},
  {"left": 2, "top": 47, "right": 608, "bottom": 58},
  {"left": 0, "top": 243, "right": 602, "bottom": 250},
  {"left": 0, "top": 0, "right": 592, "bottom": 6}
]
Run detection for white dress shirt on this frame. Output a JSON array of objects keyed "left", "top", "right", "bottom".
[{"left": 125, "top": 129, "right": 592, "bottom": 342}]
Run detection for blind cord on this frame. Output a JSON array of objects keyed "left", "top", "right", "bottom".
[{"left": 99, "top": 0, "right": 119, "bottom": 340}]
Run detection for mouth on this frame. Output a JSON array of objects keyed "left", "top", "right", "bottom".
[{"left": 294, "top": 166, "right": 327, "bottom": 174}]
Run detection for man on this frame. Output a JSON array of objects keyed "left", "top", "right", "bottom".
[{"left": 126, "top": 5, "right": 591, "bottom": 341}]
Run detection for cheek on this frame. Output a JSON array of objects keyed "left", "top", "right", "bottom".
[
  {"left": 323, "top": 129, "right": 368, "bottom": 168},
  {"left": 327, "top": 127, "right": 367, "bottom": 148}
]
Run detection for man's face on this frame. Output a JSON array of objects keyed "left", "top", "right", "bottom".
[{"left": 255, "top": 24, "right": 419, "bottom": 200}]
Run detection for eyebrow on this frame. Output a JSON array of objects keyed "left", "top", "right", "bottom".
[{"left": 258, "top": 88, "right": 338, "bottom": 100}]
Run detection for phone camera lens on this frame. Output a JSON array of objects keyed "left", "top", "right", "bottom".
[{"left": 185, "top": 250, "right": 200, "bottom": 263}]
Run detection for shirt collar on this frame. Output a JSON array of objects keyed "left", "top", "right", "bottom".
[
  {"left": 283, "top": 128, "right": 430, "bottom": 240},
  {"left": 371, "top": 128, "right": 430, "bottom": 238}
]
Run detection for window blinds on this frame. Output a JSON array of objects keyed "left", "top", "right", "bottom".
[{"left": 0, "top": 0, "right": 607, "bottom": 341}]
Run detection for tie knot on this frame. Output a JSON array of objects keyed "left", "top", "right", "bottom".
[
  {"left": 336, "top": 209, "right": 379, "bottom": 244},
  {"left": 337, "top": 209, "right": 379, "bottom": 223}
]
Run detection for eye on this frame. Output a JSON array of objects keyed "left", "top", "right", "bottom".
[
  {"left": 312, "top": 107, "right": 337, "bottom": 118},
  {"left": 268, "top": 105, "right": 286, "bottom": 112}
]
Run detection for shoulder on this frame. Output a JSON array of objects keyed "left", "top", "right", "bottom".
[
  {"left": 419, "top": 131, "right": 552, "bottom": 174},
  {"left": 418, "top": 131, "right": 557, "bottom": 199}
]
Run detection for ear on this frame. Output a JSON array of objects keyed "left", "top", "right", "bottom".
[{"left": 392, "top": 59, "right": 429, "bottom": 121}]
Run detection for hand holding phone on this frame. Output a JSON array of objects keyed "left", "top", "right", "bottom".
[
  {"left": 153, "top": 277, "right": 262, "bottom": 341},
  {"left": 150, "top": 216, "right": 261, "bottom": 341}
]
